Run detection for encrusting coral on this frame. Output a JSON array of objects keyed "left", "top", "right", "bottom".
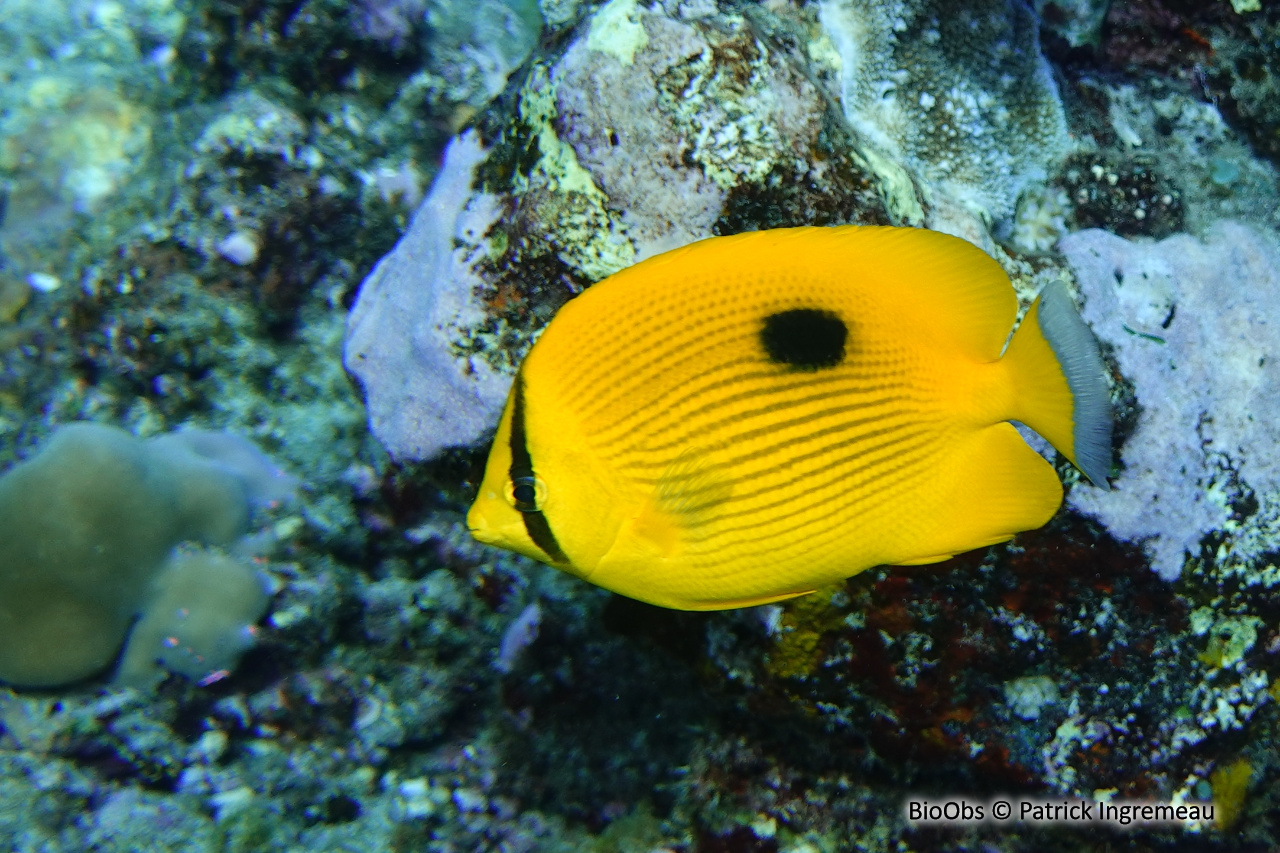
[{"left": 818, "top": 0, "right": 1071, "bottom": 226}]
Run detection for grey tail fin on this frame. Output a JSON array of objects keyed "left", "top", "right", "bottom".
[{"left": 1036, "top": 280, "right": 1113, "bottom": 489}]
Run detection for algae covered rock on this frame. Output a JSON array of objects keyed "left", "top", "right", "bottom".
[
  {"left": 346, "top": 0, "right": 1073, "bottom": 462},
  {"left": 345, "top": 0, "right": 884, "bottom": 461}
]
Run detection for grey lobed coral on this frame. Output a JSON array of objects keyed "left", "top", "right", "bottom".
[
  {"left": 0, "top": 422, "right": 291, "bottom": 688},
  {"left": 1063, "top": 221, "right": 1280, "bottom": 580}
]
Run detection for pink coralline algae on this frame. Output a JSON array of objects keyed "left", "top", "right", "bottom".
[
  {"left": 344, "top": 132, "right": 510, "bottom": 462},
  {"left": 1062, "top": 221, "right": 1280, "bottom": 580}
]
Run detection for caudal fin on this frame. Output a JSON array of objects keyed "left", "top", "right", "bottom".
[{"left": 1002, "top": 281, "right": 1113, "bottom": 488}]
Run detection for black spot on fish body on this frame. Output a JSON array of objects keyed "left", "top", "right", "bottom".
[{"left": 760, "top": 308, "right": 848, "bottom": 370}]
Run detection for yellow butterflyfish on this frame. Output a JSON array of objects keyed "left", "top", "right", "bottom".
[{"left": 467, "top": 226, "right": 1112, "bottom": 610}]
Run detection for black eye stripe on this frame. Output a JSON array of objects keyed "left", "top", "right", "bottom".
[{"left": 509, "top": 376, "right": 568, "bottom": 563}]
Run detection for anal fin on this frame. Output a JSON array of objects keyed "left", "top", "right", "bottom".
[{"left": 893, "top": 422, "right": 1062, "bottom": 566}]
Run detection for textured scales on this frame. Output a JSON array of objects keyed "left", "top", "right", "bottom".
[{"left": 468, "top": 226, "right": 1111, "bottom": 610}]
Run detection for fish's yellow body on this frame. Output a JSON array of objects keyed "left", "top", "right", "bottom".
[{"left": 467, "top": 226, "right": 1111, "bottom": 610}]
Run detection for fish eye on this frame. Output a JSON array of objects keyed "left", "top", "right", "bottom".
[{"left": 505, "top": 476, "right": 547, "bottom": 513}]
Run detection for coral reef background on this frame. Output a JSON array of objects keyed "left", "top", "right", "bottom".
[{"left": 3, "top": 0, "right": 1280, "bottom": 850}]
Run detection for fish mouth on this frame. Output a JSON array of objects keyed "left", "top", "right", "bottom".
[{"left": 464, "top": 503, "right": 493, "bottom": 543}]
